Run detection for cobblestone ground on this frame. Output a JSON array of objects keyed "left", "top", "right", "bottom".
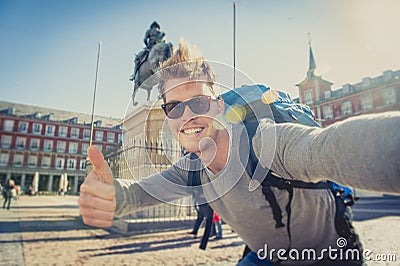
[
  {"left": 1, "top": 195, "right": 399, "bottom": 265},
  {"left": 0, "top": 196, "right": 243, "bottom": 266}
]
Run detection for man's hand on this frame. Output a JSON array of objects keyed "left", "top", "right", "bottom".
[{"left": 78, "top": 145, "right": 116, "bottom": 227}]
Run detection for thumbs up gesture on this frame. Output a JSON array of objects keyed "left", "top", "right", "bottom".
[{"left": 78, "top": 145, "right": 116, "bottom": 227}]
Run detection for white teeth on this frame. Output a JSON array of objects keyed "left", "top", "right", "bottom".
[{"left": 183, "top": 128, "right": 202, "bottom": 135}]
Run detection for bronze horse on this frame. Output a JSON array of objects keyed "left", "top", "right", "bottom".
[{"left": 130, "top": 42, "right": 173, "bottom": 106}]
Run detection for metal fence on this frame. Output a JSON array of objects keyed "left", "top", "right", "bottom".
[{"left": 103, "top": 138, "right": 197, "bottom": 226}]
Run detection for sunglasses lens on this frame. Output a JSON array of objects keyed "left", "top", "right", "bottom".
[
  {"left": 164, "top": 102, "right": 184, "bottom": 119},
  {"left": 189, "top": 96, "right": 211, "bottom": 115}
]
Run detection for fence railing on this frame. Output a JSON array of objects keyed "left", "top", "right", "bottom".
[{"left": 101, "top": 138, "right": 197, "bottom": 226}]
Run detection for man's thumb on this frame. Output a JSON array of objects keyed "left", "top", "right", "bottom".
[{"left": 87, "top": 145, "right": 114, "bottom": 185}]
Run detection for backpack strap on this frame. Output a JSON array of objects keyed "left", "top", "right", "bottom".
[
  {"left": 187, "top": 153, "right": 201, "bottom": 187},
  {"left": 187, "top": 152, "right": 213, "bottom": 250},
  {"left": 243, "top": 120, "right": 329, "bottom": 245}
]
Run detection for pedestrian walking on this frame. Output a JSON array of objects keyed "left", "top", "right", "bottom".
[
  {"left": 2, "top": 179, "right": 15, "bottom": 210},
  {"left": 187, "top": 202, "right": 214, "bottom": 249},
  {"left": 188, "top": 203, "right": 214, "bottom": 239},
  {"left": 210, "top": 212, "right": 223, "bottom": 240}
]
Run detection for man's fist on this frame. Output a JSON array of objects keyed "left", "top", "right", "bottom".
[{"left": 78, "top": 145, "right": 116, "bottom": 227}]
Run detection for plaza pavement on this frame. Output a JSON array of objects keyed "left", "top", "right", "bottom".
[
  {"left": 0, "top": 195, "right": 399, "bottom": 265},
  {"left": 0, "top": 195, "right": 243, "bottom": 266}
]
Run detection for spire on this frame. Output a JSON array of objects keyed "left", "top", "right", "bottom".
[{"left": 307, "top": 33, "right": 316, "bottom": 78}]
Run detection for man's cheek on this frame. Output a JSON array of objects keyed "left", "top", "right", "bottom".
[{"left": 167, "top": 120, "right": 180, "bottom": 138}]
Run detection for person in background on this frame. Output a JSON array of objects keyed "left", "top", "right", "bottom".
[
  {"left": 2, "top": 179, "right": 15, "bottom": 210},
  {"left": 210, "top": 211, "right": 223, "bottom": 240}
]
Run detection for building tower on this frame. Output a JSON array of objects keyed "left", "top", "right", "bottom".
[
  {"left": 296, "top": 34, "right": 333, "bottom": 120},
  {"left": 296, "top": 35, "right": 400, "bottom": 127}
]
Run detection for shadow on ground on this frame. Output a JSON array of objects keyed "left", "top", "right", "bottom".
[{"left": 352, "top": 196, "right": 400, "bottom": 221}]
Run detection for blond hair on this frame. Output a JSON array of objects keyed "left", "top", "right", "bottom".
[{"left": 158, "top": 39, "right": 218, "bottom": 101}]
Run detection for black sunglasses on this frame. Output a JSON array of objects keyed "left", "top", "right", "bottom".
[{"left": 161, "top": 95, "right": 220, "bottom": 119}]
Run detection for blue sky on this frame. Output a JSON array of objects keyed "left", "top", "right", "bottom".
[{"left": 1, "top": 0, "right": 399, "bottom": 118}]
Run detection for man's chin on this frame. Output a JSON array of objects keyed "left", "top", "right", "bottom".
[
  {"left": 180, "top": 142, "right": 199, "bottom": 154},
  {"left": 183, "top": 146, "right": 200, "bottom": 154}
]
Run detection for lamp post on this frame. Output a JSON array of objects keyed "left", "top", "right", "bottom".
[{"left": 89, "top": 41, "right": 102, "bottom": 147}]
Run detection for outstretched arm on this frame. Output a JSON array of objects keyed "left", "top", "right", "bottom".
[
  {"left": 78, "top": 146, "right": 191, "bottom": 227},
  {"left": 253, "top": 112, "right": 400, "bottom": 194},
  {"left": 113, "top": 163, "right": 192, "bottom": 217}
]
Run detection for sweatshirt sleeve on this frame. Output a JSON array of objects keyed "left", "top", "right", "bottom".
[
  {"left": 252, "top": 112, "right": 400, "bottom": 194},
  {"left": 113, "top": 157, "right": 193, "bottom": 217}
]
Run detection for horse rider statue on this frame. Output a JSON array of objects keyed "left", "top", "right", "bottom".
[{"left": 130, "top": 21, "right": 166, "bottom": 81}]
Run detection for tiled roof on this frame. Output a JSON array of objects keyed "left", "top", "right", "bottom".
[
  {"left": 0, "top": 100, "right": 121, "bottom": 128},
  {"left": 330, "top": 69, "right": 400, "bottom": 98}
]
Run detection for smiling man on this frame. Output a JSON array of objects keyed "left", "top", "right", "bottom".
[
  {"left": 161, "top": 78, "right": 229, "bottom": 172},
  {"left": 78, "top": 40, "right": 400, "bottom": 265}
]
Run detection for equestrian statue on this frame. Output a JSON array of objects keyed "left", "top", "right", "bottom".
[{"left": 130, "top": 21, "right": 173, "bottom": 106}]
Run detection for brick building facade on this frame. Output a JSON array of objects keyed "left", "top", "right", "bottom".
[
  {"left": 296, "top": 45, "right": 400, "bottom": 127},
  {"left": 0, "top": 101, "right": 122, "bottom": 194}
]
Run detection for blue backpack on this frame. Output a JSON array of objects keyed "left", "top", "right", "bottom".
[
  {"left": 221, "top": 84, "right": 319, "bottom": 126},
  {"left": 188, "top": 84, "right": 362, "bottom": 261}
]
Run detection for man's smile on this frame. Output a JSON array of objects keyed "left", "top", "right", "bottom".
[{"left": 180, "top": 126, "right": 205, "bottom": 136}]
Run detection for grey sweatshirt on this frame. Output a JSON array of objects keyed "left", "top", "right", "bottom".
[{"left": 114, "top": 111, "right": 400, "bottom": 263}]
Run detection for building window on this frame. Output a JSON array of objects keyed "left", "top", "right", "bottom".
[
  {"left": 16, "top": 137, "right": 26, "bottom": 149},
  {"left": 41, "top": 156, "right": 51, "bottom": 168},
  {"left": 28, "top": 156, "right": 37, "bottom": 168},
  {"left": 55, "top": 158, "right": 64, "bottom": 169},
  {"left": 304, "top": 90, "right": 313, "bottom": 105},
  {"left": 341, "top": 101, "right": 353, "bottom": 115},
  {"left": 83, "top": 129, "right": 91, "bottom": 139},
  {"left": 107, "top": 132, "right": 115, "bottom": 142},
  {"left": 57, "top": 141, "right": 66, "bottom": 153},
  {"left": 3, "top": 120, "right": 14, "bottom": 131},
  {"left": 32, "top": 123, "right": 42, "bottom": 134},
  {"left": 59, "top": 126, "right": 68, "bottom": 137},
  {"left": 30, "top": 138, "right": 40, "bottom": 150},
  {"left": 67, "top": 159, "right": 76, "bottom": 170},
  {"left": 322, "top": 105, "right": 333, "bottom": 120},
  {"left": 71, "top": 128, "right": 79, "bottom": 138},
  {"left": 324, "top": 90, "right": 331, "bottom": 99},
  {"left": 95, "top": 131, "right": 104, "bottom": 141},
  {"left": 382, "top": 87, "right": 396, "bottom": 105},
  {"left": 95, "top": 144, "right": 103, "bottom": 152},
  {"left": 105, "top": 145, "right": 114, "bottom": 153},
  {"left": 69, "top": 142, "right": 78, "bottom": 154},
  {"left": 81, "top": 143, "right": 89, "bottom": 155},
  {"left": 44, "top": 140, "right": 53, "bottom": 152},
  {"left": 361, "top": 94, "right": 374, "bottom": 111},
  {"left": 80, "top": 159, "right": 86, "bottom": 170},
  {"left": 118, "top": 133, "right": 123, "bottom": 143},
  {"left": 362, "top": 78, "right": 371, "bottom": 88},
  {"left": 1, "top": 135, "right": 12, "bottom": 148},
  {"left": 0, "top": 153, "right": 9, "bottom": 166},
  {"left": 45, "top": 125, "right": 55, "bottom": 136},
  {"left": 18, "top": 121, "right": 28, "bottom": 133},
  {"left": 342, "top": 84, "right": 352, "bottom": 94},
  {"left": 13, "top": 154, "right": 24, "bottom": 167}
]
